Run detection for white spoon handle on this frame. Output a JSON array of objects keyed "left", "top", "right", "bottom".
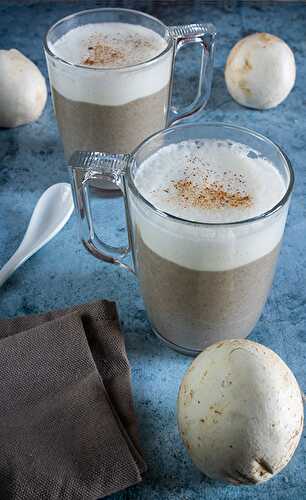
[{"left": 0, "top": 249, "right": 27, "bottom": 287}]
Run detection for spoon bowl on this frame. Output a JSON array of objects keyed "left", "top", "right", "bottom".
[{"left": 0, "top": 183, "right": 74, "bottom": 287}]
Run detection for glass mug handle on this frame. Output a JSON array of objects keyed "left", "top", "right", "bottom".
[
  {"left": 69, "top": 151, "right": 134, "bottom": 272},
  {"left": 167, "top": 23, "right": 216, "bottom": 125}
]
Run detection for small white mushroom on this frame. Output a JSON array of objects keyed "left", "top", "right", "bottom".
[
  {"left": 177, "top": 339, "right": 304, "bottom": 485},
  {"left": 0, "top": 49, "right": 47, "bottom": 128},
  {"left": 225, "top": 33, "right": 296, "bottom": 109}
]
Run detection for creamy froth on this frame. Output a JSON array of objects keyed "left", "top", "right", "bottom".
[
  {"left": 47, "top": 22, "right": 171, "bottom": 106},
  {"left": 135, "top": 139, "right": 286, "bottom": 223},
  {"left": 131, "top": 139, "right": 288, "bottom": 271},
  {"left": 52, "top": 23, "right": 167, "bottom": 68}
]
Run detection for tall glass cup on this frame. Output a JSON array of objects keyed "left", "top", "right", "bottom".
[
  {"left": 69, "top": 123, "right": 294, "bottom": 355},
  {"left": 44, "top": 8, "right": 216, "bottom": 189}
]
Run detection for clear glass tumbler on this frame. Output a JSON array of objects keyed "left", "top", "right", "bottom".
[{"left": 69, "top": 123, "right": 294, "bottom": 355}]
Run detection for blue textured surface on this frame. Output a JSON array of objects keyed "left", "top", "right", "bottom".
[{"left": 0, "top": 1, "right": 305, "bottom": 499}]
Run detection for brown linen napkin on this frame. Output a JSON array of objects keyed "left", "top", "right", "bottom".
[{"left": 0, "top": 300, "right": 146, "bottom": 500}]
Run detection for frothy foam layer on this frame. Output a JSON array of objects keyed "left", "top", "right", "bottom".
[
  {"left": 48, "top": 23, "right": 171, "bottom": 106},
  {"left": 131, "top": 139, "right": 288, "bottom": 271},
  {"left": 52, "top": 23, "right": 167, "bottom": 68},
  {"left": 135, "top": 139, "right": 286, "bottom": 223}
]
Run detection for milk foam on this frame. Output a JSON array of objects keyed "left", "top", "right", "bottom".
[
  {"left": 48, "top": 23, "right": 171, "bottom": 106},
  {"left": 52, "top": 23, "right": 167, "bottom": 67},
  {"left": 131, "top": 139, "right": 288, "bottom": 271},
  {"left": 135, "top": 139, "right": 286, "bottom": 223}
]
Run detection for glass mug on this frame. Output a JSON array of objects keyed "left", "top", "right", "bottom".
[
  {"left": 44, "top": 8, "right": 216, "bottom": 189},
  {"left": 69, "top": 123, "right": 294, "bottom": 355}
]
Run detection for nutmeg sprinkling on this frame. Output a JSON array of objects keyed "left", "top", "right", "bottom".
[
  {"left": 80, "top": 30, "right": 163, "bottom": 67},
  {"left": 167, "top": 157, "right": 253, "bottom": 210},
  {"left": 173, "top": 176, "right": 252, "bottom": 209},
  {"left": 82, "top": 42, "right": 125, "bottom": 66}
]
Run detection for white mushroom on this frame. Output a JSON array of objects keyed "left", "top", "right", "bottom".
[
  {"left": 177, "top": 339, "right": 304, "bottom": 485},
  {"left": 0, "top": 49, "right": 47, "bottom": 128},
  {"left": 225, "top": 33, "right": 296, "bottom": 109}
]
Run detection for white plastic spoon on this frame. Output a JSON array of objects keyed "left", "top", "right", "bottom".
[{"left": 0, "top": 183, "right": 74, "bottom": 287}]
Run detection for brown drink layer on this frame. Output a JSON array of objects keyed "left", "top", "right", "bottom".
[
  {"left": 52, "top": 85, "right": 170, "bottom": 159},
  {"left": 136, "top": 235, "right": 280, "bottom": 352}
]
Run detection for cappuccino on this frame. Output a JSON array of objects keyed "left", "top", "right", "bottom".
[
  {"left": 133, "top": 139, "right": 286, "bottom": 352},
  {"left": 49, "top": 23, "right": 171, "bottom": 161}
]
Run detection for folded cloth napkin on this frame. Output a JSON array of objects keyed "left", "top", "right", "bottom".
[{"left": 0, "top": 300, "right": 146, "bottom": 500}]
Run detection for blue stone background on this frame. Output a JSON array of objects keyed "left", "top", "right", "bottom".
[{"left": 0, "top": 1, "right": 305, "bottom": 498}]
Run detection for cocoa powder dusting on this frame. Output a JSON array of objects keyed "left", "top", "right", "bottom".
[{"left": 173, "top": 177, "right": 252, "bottom": 209}]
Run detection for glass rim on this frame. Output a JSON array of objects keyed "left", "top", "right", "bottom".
[
  {"left": 126, "top": 122, "right": 294, "bottom": 228},
  {"left": 43, "top": 7, "right": 173, "bottom": 72}
]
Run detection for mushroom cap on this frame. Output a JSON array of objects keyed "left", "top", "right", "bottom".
[
  {"left": 177, "top": 339, "right": 304, "bottom": 484},
  {"left": 0, "top": 49, "right": 47, "bottom": 128},
  {"left": 225, "top": 33, "right": 296, "bottom": 109}
]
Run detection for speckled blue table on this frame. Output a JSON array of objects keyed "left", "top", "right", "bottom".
[{"left": 0, "top": 1, "right": 305, "bottom": 499}]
